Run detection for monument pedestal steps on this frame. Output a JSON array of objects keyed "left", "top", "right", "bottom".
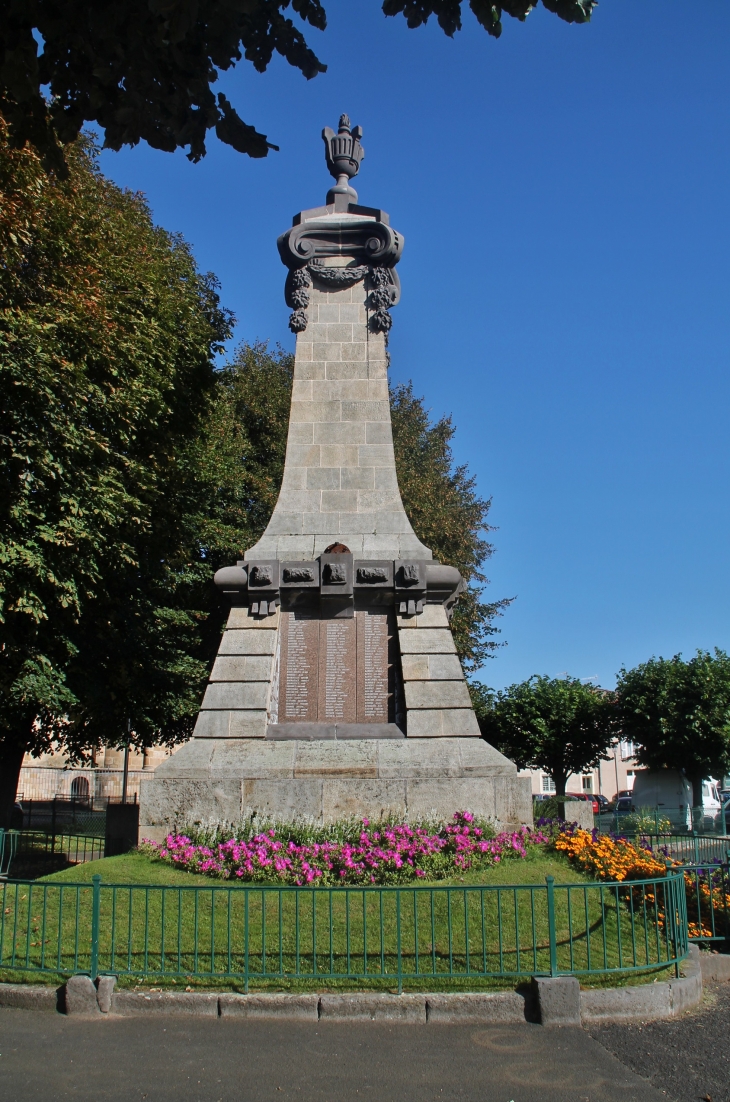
[{"left": 141, "top": 116, "right": 531, "bottom": 839}]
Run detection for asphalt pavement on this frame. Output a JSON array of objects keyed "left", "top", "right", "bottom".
[
  {"left": 0, "top": 1010, "right": 669, "bottom": 1102},
  {"left": 591, "top": 981, "right": 730, "bottom": 1102}
]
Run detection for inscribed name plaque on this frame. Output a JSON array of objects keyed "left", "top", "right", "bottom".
[
  {"left": 356, "top": 609, "right": 393, "bottom": 723},
  {"left": 279, "top": 610, "right": 319, "bottom": 721},
  {"left": 277, "top": 608, "right": 396, "bottom": 725},
  {"left": 318, "top": 618, "right": 357, "bottom": 722}
]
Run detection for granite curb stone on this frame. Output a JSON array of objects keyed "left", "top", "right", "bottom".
[
  {"left": 0, "top": 949, "right": 707, "bottom": 1024},
  {"left": 425, "top": 991, "right": 526, "bottom": 1023},
  {"left": 579, "top": 945, "right": 703, "bottom": 1024},
  {"left": 318, "top": 993, "right": 426, "bottom": 1022},
  {"left": 698, "top": 950, "right": 730, "bottom": 984},
  {"left": 0, "top": 983, "right": 60, "bottom": 1012},
  {"left": 218, "top": 993, "right": 319, "bottom": 1019}
]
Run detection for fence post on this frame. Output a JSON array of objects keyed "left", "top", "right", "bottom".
[
  {"left": 51, "top": 798, "right": 57, "bottom": 855},
  {"left": 90, "top": 874, "right": 101, "bottom": 980},
  {"left": 396, "top": 891, "right": 403, "bottom": 994},
  {"left": 546, "top": 876, "right": 558, "bottom": 977}
]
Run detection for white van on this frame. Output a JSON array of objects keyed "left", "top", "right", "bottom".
[{"left": 631, "top": 770, "right": 723, "bottom": 830}]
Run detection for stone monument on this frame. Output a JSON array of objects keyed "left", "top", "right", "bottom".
[{"left": 141, "top": 117, "right": 531, "bottom": 839}]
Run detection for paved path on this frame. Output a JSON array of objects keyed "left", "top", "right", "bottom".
[{"left": 0, "top": 1011, "right": 667, "bottom": 1102}]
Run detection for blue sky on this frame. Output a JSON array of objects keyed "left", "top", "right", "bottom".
[{"left": 97, "top": 1, "right": 730, "bottom": 692}]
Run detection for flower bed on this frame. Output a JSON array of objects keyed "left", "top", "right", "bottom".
[
  {"left": 549, "top": 823, "right": 730, "bottom": 940},
  {"left": 141, "top": 813, "right": 548, "bottom": 887}
]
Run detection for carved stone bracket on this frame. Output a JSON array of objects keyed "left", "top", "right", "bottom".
[
  {"left": 285, "top": 262, "right": 401, "bottom": 334},
  {"left": 368, "top": 267, "right": 400, "bottom": 333}
]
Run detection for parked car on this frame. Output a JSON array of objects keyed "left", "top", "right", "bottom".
[
  {"left": 567, "top": 792, "right": 600, "bottom": 815},
  {"left": 613, "top": 789, "right": 633, "bottom": 801},
  {"left": 613, "top": 796, "right": 634, "bottom": 815}
]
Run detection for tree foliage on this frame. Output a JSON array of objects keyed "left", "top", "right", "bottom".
[
  {"left": 616, "top": 650, "right": 730, "bottom": 807},
  {"left": 0, "top": 124, "right": 231, "bottom": 823},
  {"left": 390, "top": 382, "right": 509, "bottom": 673},
  {"left": 476, "top": 676, "right": 616, "bottom": 796},
  {"left": 1, "top": 1, "right": 595, "bottom": 174}
]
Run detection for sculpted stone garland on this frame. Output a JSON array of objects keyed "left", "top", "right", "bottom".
[{"left": 286, "top": 263, "right": 398, "bottom": 334}]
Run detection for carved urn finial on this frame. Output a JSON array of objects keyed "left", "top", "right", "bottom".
[{"left": 322, "top": 114, "right": 364, "bottom": 206}]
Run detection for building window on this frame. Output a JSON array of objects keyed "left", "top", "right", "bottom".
[
  {"left": 541, "top": 775, "right": 556, "bottom": 793},
  {"left": 620, "top": 740, "right": 636, "bottom": 761},
  {"left": 582, "top": 775, "right": 593, "bottom": 793}
]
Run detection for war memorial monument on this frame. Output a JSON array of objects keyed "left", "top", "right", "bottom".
[{"left": 141, "top": 117, "right": 531, "bottom": 839}]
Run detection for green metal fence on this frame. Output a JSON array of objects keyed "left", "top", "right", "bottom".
[
  {"left": 0, "top": 830, "right": 104, "bottom": 880},
  {"left": 595, "top": 808, "right": 729, "bottom": 837},
  {"left": 0, "top": 872, "right": 688, "bottom": 989},
  {"left": 642, "top": 835, "right": 730, "bottom": 867},
  {"left": 681, "top": 863, "right": 730, "bottom": 944}
]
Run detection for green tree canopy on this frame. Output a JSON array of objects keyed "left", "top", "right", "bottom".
[
  {"left": 0, "top": 124, "right": 231, "bottom": 824},
  {"left": 1, "top": 1, "right": 595, "bottom": 174},
  {"left": 476, "top": 675, "right": 616, "bottom": 796},
  {"left": 616, "top": 650, "right": 730, "bottom": 808}
]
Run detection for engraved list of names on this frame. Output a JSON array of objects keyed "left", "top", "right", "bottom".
[
  {"left": 278, "top": 609, "right": 394, "bottom": 724},
  {"left": 279, "top": 610, "right": 319, "bottom": 721},
  {"left": 356, "top": 610, "right": 392, "bottom": 723}
]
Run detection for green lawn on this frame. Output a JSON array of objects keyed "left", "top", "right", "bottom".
[
  {"left": 0, "top": 846, "right": 680, "bottom": 992},
  {"left": 39, "top": 845, "right": 575, "bottom": 889}
]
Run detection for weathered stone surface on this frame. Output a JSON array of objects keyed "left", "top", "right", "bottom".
[
  {"left": 397, "top": 605, "right": 449, "bottom": 629},
  {"left": 404, "top": 681, "right": 472, "bottom": 710},
  {"left": 193, "top": 710, "right": 268, "bottom": 739},
  {"left": 426, "top": 992, "right": 526, "bottom": 1023},
  {"left": 400, "top": 653, "right": 464, "bottom": 681},
  {"left": 580, "top": 982, "right": 673, "bottom": 1024},
  {"left": 407, "top": 709, "right": 481, "bottom": 737},
  {"left": 241, "top": 778, "right": 323, "bottom": 820},
  {"left": 699, "top": 949, "right": 730, "bottom": 984},
  {"left": 556, "top": 799, "right": 594, "bottom": 831},
  {"left": 140, "top": 737, "right": 532, "bottom": 838},
  {"left": 397, "top": 630, "right": 457, "bottom": 655},
  {"left": 293, "top": 740, "right": 378, "bottom": 777},
  {"left": 218, "top": 630, "right": 277, "bottom": 656},
  {"left": 202, "top": 682, "right": 270, "bottom": 710},
  {"left": 96, "top": 975, "right": 116, "bottom": 1013},
  {"left": 227, "top": 608, "right": 280, "bottom": 630},
  {"left": 210, "top": 656, "right": 273, "bottom": 682},
  {"left": 112, "top": 991, "right": 219, "bottom": 1016},
  {"left": 322, "top": 778, "right": 407, "bottom": 820},
  {"left": 0, "top": 984, "right": 59, "bottom": 1012},
  {"left": 378, "top": 739, "right": 462, "bottom": 778},
  {"left": 531, "top": 976, "right": 581, "bottom": 1026},
  {"left": 64, "top": 975, "right": 98, "bottom": 1016},
  {"left": 319, "top": 993, "right": 426, "bottom": 1022},
  {"left": 218, "top": 993, "right": 318, "bottom": 1019}
]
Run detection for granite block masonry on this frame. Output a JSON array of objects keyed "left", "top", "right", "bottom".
[{"left": 141, "top": 115, "right": 531, "bottom": 838}]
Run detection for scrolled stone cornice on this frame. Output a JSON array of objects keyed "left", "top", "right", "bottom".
[{"left": 278, "top": 218, "right": 403, "bottom": 271}]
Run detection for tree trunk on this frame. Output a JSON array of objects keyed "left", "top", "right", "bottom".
[
  {"left": 552, "top": 771, "right": 568, "bottom": 798},
  {"left": 0, "top": 742, "right": 27, "bottom": 829},
  {"left": 688, "top": 773, "right": 705, "bottom": 831}
]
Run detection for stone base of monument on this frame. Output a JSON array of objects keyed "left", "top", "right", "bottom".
[{"left": 139, "top": 737, "right": 532, "bottom": 842}]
